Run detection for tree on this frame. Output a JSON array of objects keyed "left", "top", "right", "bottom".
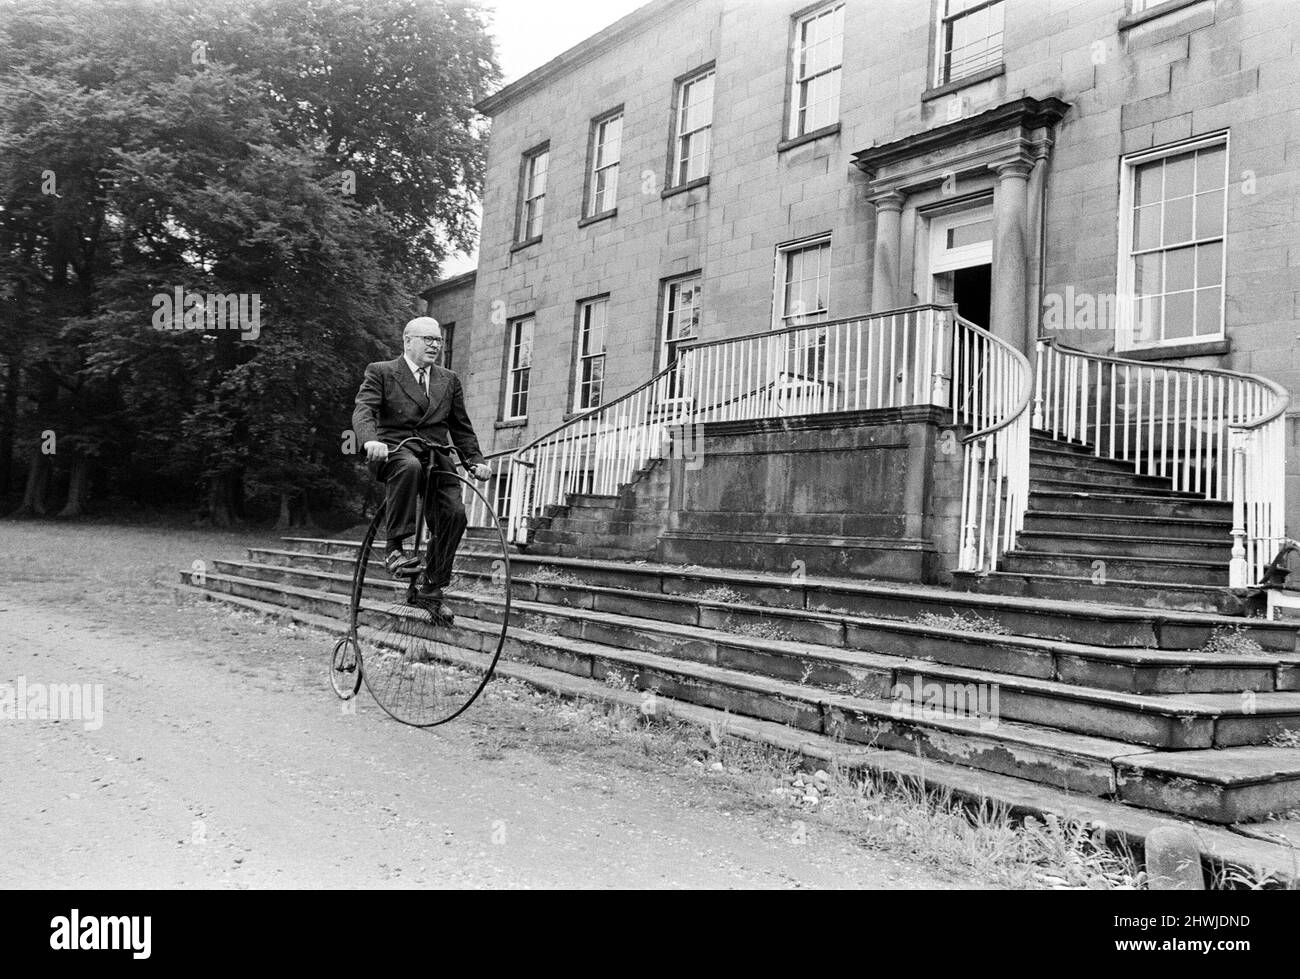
[{"left": 0, "top": 0, "right": 498, "bottom": 522}]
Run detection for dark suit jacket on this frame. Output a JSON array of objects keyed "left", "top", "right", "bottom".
[{"left": 352, "top": 357, "right": 486, "bottom": 476}]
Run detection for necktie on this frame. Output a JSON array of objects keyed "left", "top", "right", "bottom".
[{"left": 416, "top": 366, "right": 428, "bottom": 400}]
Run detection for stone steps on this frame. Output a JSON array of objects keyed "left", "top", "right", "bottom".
[
  {"left": 181, "top": 563, "right": 1300, "bottom": 823},
  {"left": 278, "top": 538, "right": 1298, "bottom": 651},
  {"left": 1027, "top": 493, "right": 1231, "bottom": 523},
  {"left": 214, "top": 559, "right": 1300, "bottom": 751},
  {"left": 1016, "top": 531, "right": 1232, "bottom": 562},
  {"left": 1022, "top": 508, "right": 1230, "bottom": 541},
  {"left": 1001, "top": 550, "right": 1228, "bottom": 587},
  {"left": 238, "top": 548, "right": 1300, "bottom": 695},
  {"left": 955, "top": 569, "right": 1248, "bottom": 615}
]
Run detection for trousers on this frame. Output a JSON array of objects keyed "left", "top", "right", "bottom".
[{"left": 376, "top": 446, "right": 467, "bottom": 590}]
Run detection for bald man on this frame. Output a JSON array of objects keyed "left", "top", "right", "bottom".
[{"left": 352, "top": 317, "right": 490, "bottom": 617}]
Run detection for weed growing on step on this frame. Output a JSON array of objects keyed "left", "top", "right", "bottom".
[
  {"left": 522, "top": 614, "right": 564, "bottom": 637},
  {"left": 529, "top": 566, "right": 583, "bottom": 586},
  {"left": 1267, "top": 729, "right": 1300, "bottom": 749},
  {"left": 602, "top": 668, "right": 639, "bottom": 692},
  {"left": 1210, "top": 859, "right": 1298, "bottom": 890},
  {"left": 698, "top": 585, "right": 747, "bottom": 605},
  {"left": 469, "top": 669, "right": 1296, "bottom": 889},
  {"left": 911, "top": 611, "right": 1010, "bottom": 636},
  {"left": 1201, "top": 626, "right": 1265, "bottom": 657},
  {"left": 722, "top": 619, "right": 793, "bottom": 642}
]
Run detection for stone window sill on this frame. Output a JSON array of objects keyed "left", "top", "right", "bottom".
[
  {"left": 1119, "top": 0, "right": 1205, "bottom": 31},
  {"left": 495, "top": 418, "right": 528, "bottom": 429},
  {"left": 661, "top": 176, "right": 709, "bottom": 200},
  {"left": 1118, "top": 337, "right": 1229, "bottom": 361},
  {"left": 777, "top": 123, "right": 841, "bottom": 154},
  {"left": 510, "top": 236, "right": 541, "bottom": 254},
  {"left": 578, "top": 209, "right": 617, "bottom": 228},
  {"left": 921, "top": 64, "right": 1005, "bottom": 103}
]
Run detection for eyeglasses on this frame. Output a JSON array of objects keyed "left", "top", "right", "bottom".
[{"left": 408, "top": 336, "right": 443, "bottom": 346}]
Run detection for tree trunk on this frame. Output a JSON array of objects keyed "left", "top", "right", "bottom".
[
  {"left": 274, "top": 491, "right": 291, "bottom": 530},
  {"left": 0, "top": 351, "right": 19, "bottom": 499},
  {"left": 57, "top": 453, "right": 90, "bottom": 517},
  {"left": 206, "top": 474, "right": 237, "bottom": 527},
  {"left": 297, "top": 492, "right": 314, "bottom": 529},
  {"left": 14, "top": 452, "right": 51, "bottom": 516}
]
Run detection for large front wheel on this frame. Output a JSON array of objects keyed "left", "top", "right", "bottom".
[{"left": 355, "top": 470, "right": 512, "bottom": 727}]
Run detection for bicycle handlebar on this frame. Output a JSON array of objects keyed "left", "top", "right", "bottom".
[{"left": 376, "top": 436, "right": 472, "bottom": 470}]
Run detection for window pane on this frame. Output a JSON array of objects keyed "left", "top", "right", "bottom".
[
  {"left": 1196, "top": 241, "right": 1223, "bottom": 287},
  {"left": 1164, "top": 291, "right": 1195, "bottom": 340},
  {"left": 519, "top": 321, "right": 533, "bottom": 367},
  {"left": 1195, "top": 286, "right": 1222, "bottom": 336},
  {"left": 1163, "top": 151, "right": 1194, "bottom": 199},
  {"left": 949, "top": 218, "right": 993, "bottom": 249},
  {"left": 1134, "top": 252, "right": 1163, "bottom": 295},
  {"left": 1134, "top": 295, "right": 1162, "bottom": 344},
  {"left": 1134, "top": 160, "right": 1163, "bottom": 207},
  {"left": 1162, "top": 195, "right": 1193, "bottom": 245},
  {"left": 1134, "top": 204, "right": 1162, "bottom": 251},
  {"left": 1194, "top": 189, "right": 1224, "bottom": 239},
  {"left": 1165, "top": 245, "right": 1195, "bottom": 293},
  {"left": 1196, "top": 145, "right": 1226, "bottom": 191}
]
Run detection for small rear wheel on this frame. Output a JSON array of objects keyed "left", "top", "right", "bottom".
[{"left": 329, "top": 634, "right": 362, "bottom": 700}]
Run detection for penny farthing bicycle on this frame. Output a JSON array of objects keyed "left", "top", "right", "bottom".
[{"left": 329, "top": 436, "right": 512, "bottom": 726}]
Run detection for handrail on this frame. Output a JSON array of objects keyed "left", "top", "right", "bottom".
[
  {"left": 1033, "top": 335, "right": 1288, "bottom": 586},
  {"left": 952, "top": 313, "right": 1033, "bottom": 572},
  {"left": 678, "top": 303, "right": 957, "bottom": 352},
  {"left": 480, "top": 306, "right": 961, "bottom": 544},
  {"left": 959, "top": 313, "right": 1033, "bottom": 444},
  {"left": 1037, "top": 335, "right": 1290, "bottom": 429},
  {"left": 509, "top": 361, "right": 680, "bottom": 461}
]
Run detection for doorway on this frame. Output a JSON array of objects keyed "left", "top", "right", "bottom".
[{"left": 927, "top": 203, "right": 994, "bottom": 419}]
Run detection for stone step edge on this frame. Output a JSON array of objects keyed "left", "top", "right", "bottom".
[
  {"left": 1028, "top": 493, "right": 1231, "bottom": 511},
  {"left": 966, "top": 569, "right": 1239, "bottom": 596},
  {"left": 207, "top": 562, "right": 1300, "bottom": 721},
  {"left": 186, "top": 570, "right": 1144, "bottom": 765},
  {"left": 241, "top": 549, "right": 1300, "bottom": 674},
  {"left": 1017, "top": 531, "right": 1231, "bottom": 549},
  {"left": 1005, "top": 551, "right": 1228, "bottom": 572},
  {"left": 277, "top": 537, "right": 1293, "bottom": 638},
  {"left": 174, "top": 581, "right": 1300, "bottom": 883}
]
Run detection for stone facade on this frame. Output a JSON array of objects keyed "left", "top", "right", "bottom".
[
  {"left": 427, "top": 0, "right": 1300, "bottom": 533},
  {"left": 419, "top": 270, "right": 476, "bottom": 373}
]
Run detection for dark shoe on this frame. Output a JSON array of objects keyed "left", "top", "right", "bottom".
[
  {"left": 409, "top": 590, "right": 454, "bottom": 625},
  {"left": 384, "top": 549, "right": 421, "bottom": 578}
]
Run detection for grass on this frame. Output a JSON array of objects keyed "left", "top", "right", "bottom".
[
  {"left": 911, "top": 611, "right": 1010, "bottom": 636},
  {"left": 1200, "top": 625, "right": 1266, "bottom": 657},
  {"left": 496, "top": 682, "right": 1150, "bottom": 889}
]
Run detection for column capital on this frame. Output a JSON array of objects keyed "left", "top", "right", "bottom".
[
  {"left": 993, "top": 160, "right": 1034, "bottom": 181},
  {"left": 868, "top": 190, "right": 906, "bottom": 213}
]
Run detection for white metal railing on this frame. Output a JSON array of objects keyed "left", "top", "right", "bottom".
[
  {"left": 953, "top": 315, "right": 1033, "bottom": 573},
  {"left": 1033, "top": 337, "right": 1289, "bottom": 587},
  {"left": 466, "top": 305, "right": 1032, "bottom": 576}
]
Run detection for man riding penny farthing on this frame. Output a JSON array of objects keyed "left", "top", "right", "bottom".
[{"left": 330, "top": 316, "right": 512, "bottom": 727}]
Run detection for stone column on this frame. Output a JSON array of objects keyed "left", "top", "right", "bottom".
[
  {"left": 870, "top": 191, "right": 905, "bottom": 312},
  {"left": 992, "top": 161, "right": 1032, "bottom": 353},
  {"left": 1025, "top": 136, "right": 1053, "bottom": 363}
]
